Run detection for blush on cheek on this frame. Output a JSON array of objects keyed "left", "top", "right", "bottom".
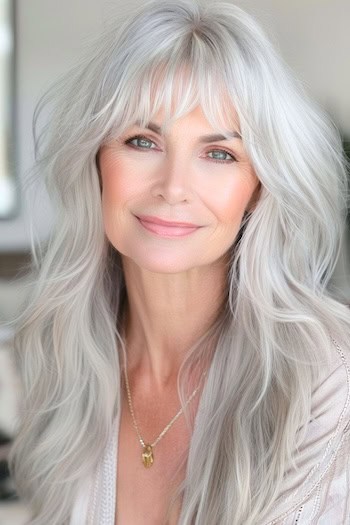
[{"left": 217, "top": 193, "right": 251, "bottom": 224}]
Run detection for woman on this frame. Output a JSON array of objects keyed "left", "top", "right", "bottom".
[{"left": 8, "top": 0, "right": 350, "bottom": 523}]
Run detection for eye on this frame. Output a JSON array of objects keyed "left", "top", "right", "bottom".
[
  {"left": 124, "top": 134, "right": 157, "bottom": 149},
  {"left": 207, "top": 149, "right": 237, "bottom": 163}
]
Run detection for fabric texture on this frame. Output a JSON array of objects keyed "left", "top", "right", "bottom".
[{"left": 70, "top": 334, "right": 350, "bottom": 524}]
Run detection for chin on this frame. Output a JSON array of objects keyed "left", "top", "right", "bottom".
[{"left": 128, "top": 252, "right": 203, "bottom": 274}]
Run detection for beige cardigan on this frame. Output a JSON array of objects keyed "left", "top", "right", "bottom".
[{"left": 70, "top": 334, "right": 350, "bottom": 524}]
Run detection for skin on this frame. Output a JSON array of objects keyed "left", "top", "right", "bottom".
[{"left": 98, "top": 103, "right": 261, "bottom": 396}]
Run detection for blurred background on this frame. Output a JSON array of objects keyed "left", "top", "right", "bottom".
[{"left": 0, "top": 0, "right": 349, "bottom": 522}]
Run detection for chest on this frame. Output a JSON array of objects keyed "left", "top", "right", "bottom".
[{"left": 114, "top": 399, "right": 194, "bottom": 525}]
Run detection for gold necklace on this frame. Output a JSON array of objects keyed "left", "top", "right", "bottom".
[{"left": 123, "top": 360, "right": 207, "bottom": 468}]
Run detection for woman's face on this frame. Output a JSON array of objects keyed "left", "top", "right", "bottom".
[{"left": 98, "top": 104, "right": 260, "bottom": 273}]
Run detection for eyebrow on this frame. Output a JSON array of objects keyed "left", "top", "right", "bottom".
[{"left": 134, "top": 120, "right": 242, "bottom": 142}]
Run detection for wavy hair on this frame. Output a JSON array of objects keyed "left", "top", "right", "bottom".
[{"left": 7, "top": 0, "right": 350, "bottom": 523}]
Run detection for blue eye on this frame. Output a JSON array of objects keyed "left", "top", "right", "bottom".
[
  {"left": 207, "top": 150, "right": 236, "bottom": 163},
  {"left": 125, "top": 135, "right": 155, "bottom": 149}
]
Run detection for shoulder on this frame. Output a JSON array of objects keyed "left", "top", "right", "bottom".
[
  {"left": 263, "top": 331, "right": 350, "bottom": 524},
  {"left": 310, "top": 333, "right": 350, "bottom": 434},
  {"left": 265, "top": 433, "right": 350, "bottom": 524}
]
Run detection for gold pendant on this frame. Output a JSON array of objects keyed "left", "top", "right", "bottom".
[{"left": 142, "top": 444, "right": 154, "bottom": 468}]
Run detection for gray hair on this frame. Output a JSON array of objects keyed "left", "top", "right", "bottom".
[{"left": 8, "top": 0, "right": 350, "bottom": 523}]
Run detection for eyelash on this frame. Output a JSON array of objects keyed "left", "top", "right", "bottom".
[{"left": 123, "top": 134, "right": 237, "bottom": 163}]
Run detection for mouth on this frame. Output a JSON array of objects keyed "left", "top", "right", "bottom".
[
  {"left": 135, "top": 216, "right": 202, "bottom": 238},
  {"left": 136, "top": 214, "right": 201, "bottom": 227}
]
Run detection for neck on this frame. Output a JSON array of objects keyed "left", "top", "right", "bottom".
[{"left": 119, "top": 254, "right": 228, "bottom": 393}]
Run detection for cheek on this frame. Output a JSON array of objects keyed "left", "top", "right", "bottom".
[
  {"left": 209, "top": 177, "right": 256, "bottom": 225},
  {"left": 101, "top": 158, "right": 129, "bottom": 203},
  {"left": 99, "top": 154, "right": 131, "bottom": 239},
  {"left": 100, "top": 153, "right": 145, "bottom": 214}
]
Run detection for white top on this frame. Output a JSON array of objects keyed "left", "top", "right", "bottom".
[{"left": 70, "top": 335, "right": 350, "bottom": 524}]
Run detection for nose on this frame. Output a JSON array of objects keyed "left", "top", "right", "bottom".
[{"left": 150, "top": 152, "right": 194, "bottom": 204}]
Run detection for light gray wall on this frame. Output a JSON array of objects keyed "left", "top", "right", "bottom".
[{"left": 1, "top": 0, "right": 349, "bottom": 256}]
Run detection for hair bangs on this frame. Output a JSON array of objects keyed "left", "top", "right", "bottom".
[{"left": 106, "top": 31, "right": 242, "bottom": 141}]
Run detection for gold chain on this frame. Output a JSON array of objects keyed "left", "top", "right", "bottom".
[{"left": 123, "top": 359, "right": 207, "bottom": 468}]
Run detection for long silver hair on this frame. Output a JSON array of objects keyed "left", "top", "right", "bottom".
[{"left": 8, "top": 0, "right": 350, "bottom": 523}]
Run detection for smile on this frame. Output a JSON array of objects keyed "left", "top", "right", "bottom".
[{"left": 136, "top": 216, "right": 202, "bottom": 238}]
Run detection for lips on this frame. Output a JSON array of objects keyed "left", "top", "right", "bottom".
[
  {"left": 136, "top": 215, "right": 200, "bottom": 228},
  {"left": 136, "top": 215, "right": 202, "bottom": 237}
]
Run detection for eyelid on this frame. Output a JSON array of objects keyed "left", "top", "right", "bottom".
[{"left": 123, "top": 133, "right": 238, "bottom": 162}]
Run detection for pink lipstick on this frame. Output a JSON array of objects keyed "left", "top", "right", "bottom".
[{"left": 136, "top": 215, "right": 202, "bottom": 238}]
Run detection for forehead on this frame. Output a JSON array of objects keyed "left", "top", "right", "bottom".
[{"left": 132, "top": 105, "right": 241, "bottom": 142}]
